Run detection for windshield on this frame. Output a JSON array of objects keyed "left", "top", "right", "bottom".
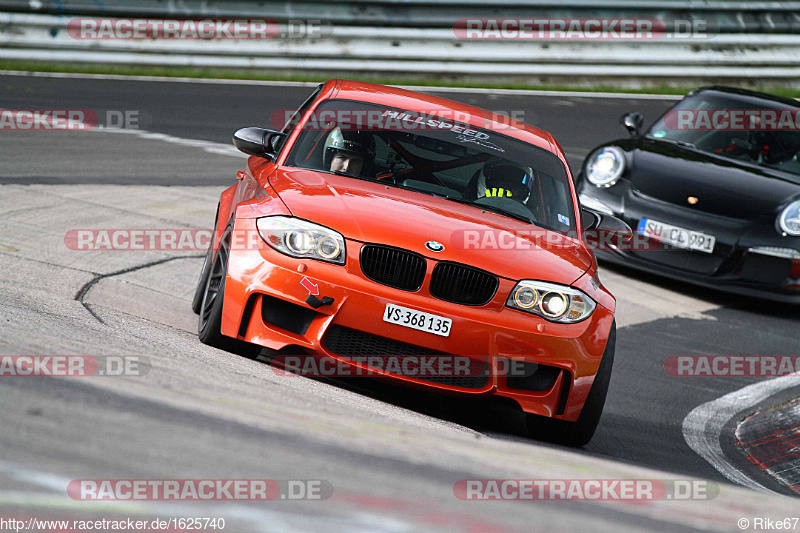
[
  {"left": 647, "top": 91, "right": 800, "bottom": 176},
  {"left": 284, "top": 99, "right": 576, "bottom": 233}
]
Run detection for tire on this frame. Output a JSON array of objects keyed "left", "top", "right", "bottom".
[
  {"left": 525, "top": 321, "right": 616, "bottom": 447},
  {"left": 191, "top": 243, "right": 213, "bottom": 315},
  {"left": 197, "top": 223, "right": 260, "bottom": 357},
  {"left": 193, "top": 208, "right": 220, "bottom": 315}
]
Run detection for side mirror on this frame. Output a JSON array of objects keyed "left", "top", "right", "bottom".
[
  {"left": 620, "top": 112, "right": 644, "bottom": 137},
  {"left": 233, "top": 127, "right": 285, "bottom": 160},
  {"left": 581, "top": 207, "right": 632, "bottom": 248},
  {"left": 581, "top": 208, "right": 601, "bottom": 231}
]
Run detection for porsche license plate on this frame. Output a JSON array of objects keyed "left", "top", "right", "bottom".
[
  {"left": 638, "top": 218, "right": 716, "bottom": 254},
  {"left": 383, "top": 304, "right": 451, "bottom": 337}
]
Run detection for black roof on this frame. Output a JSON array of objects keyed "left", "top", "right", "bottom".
[{"left": 691, "top": 85, "right": 800, "bottom": 109}]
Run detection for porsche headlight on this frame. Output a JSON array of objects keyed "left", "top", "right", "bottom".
[
  {"left": 256, "top": 216, "right": 346, "bottom": 264},
  {"left": 507, "top": 280, "right": 596, "bottom": 323},
  {"left": 586, "top": 146, "right": 625, "bottom": 188},
  {"left": 778, "top": 200, "right": 800, "bottom": 236}
]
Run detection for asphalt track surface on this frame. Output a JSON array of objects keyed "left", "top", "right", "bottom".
[{"left": 1, "top": 73, "right": 799, "bottom": 531}]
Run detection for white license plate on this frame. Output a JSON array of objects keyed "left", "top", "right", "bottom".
[
  {"left": 383, "top": 303, "right": 452, "bottom": 337},
  {"left": 637, "top": 218, "right": 716, "bottom": 254}
]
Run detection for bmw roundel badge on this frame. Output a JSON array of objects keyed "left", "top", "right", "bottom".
[{"left": 425, "top": 241, "right": 445, "bottom": 252}]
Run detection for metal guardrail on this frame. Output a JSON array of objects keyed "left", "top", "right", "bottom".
[
  {"left": 2, "top": 0, "right": 800, "bottom": 31},
  {"left": 1, "top": 5, "right": 799, "bottom": 85}
]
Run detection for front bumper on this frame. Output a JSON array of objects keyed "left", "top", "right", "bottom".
[
  {"left": 580, "top": 187, "right": 800, "bottom": 304},
  {"left": 221, "top": 217, "right": 615, "bottom": 422},
  {"left": 596, "top": 248, "right": 800, "bottom": 304}
]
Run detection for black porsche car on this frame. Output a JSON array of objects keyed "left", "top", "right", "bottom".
[{"left": 576, "top": 86, "right": 800, "bottom": 303}]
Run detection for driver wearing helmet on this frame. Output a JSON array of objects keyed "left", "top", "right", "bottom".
[
  {"left": 477, "top": 160, "right": 534, "bottom": 204},
  {"left": 323, "top": 127, "right": 376, "bottom": 177}
]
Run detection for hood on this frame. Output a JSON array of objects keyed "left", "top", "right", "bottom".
[
  {"left": 628, "top": 139, "right": 800, "bottom": 220},
  {"left": 269, "top": 168, "right": 592, "bottom": 285}
]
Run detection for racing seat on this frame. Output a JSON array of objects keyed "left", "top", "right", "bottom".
[{"left": 463, "top": 169, "right": 483, "bottom": 201}]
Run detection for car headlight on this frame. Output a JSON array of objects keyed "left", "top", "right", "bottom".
[
  {"left": 778, "top": 200, "right": 800, "bottom": 236},
  {"left": 256, "top": 216, "right": 346, "bottom": 264},
  {"left": 586, "top": 146, "right": 625, "bottom": 188},
  {"left": 507, "top": 280, "right": 596, "bottom": 323}
]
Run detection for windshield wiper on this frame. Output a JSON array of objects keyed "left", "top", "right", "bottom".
[
  {"left": 333, "top": 169, "right": 363, "bottom": 178},
  {"left": 478, "top": 205, "right": 534, "bottom": 224},
  {"left": 442, "top": 197, "right": 534, "bottom": 224},
  {"left": 331, "top": 170, "right": 386, "bottom": 185},
  {"left": 651, "top": 136, "right": 695, "bottom": 148}
]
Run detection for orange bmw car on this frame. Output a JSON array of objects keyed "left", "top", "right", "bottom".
[{"left": 193, "top": 80, "right": 628, "bottom": 446}]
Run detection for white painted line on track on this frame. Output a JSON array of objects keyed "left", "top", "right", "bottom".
[
  {"left": 0, "top": 69, "right": 320, "bottom": 87},
  {"left": 408, "top": 84, "right": 683, "bottom": 100},
  {"left": 87, "top": 126, "right": 246, "bottom": 158},
  {"left": 0, "top": 69, "right": 683, "bottom": 99},
  {"left": 682, "top": 375, "right": 800, "bottom": 492}
]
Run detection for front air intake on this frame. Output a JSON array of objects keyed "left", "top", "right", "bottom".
[
  {"left": 429, "top": 262, "right": 498, "bottom": 306},
  {"left": 360, "top": 244, "right": 426, "bottom": 291}
]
